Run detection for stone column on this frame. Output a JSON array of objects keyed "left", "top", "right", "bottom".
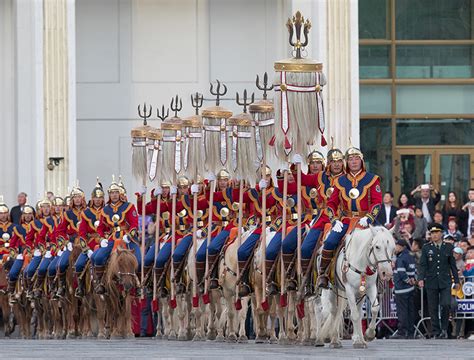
[
  {"left": 291, "top": 0, "right": 360, "bottom": 151},
  {"left": 43, "top": 0, "right": 76, "bottom": 196},
  {"left": 15, "top": 0, "right": 46, "bottom": 204},
  {"left": 0, "top": 0, "right": 16, "bottom": 204}
]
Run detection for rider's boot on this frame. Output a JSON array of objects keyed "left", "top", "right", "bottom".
[{"left": 316, "top": 249, "right": 334, "bottom": 289}]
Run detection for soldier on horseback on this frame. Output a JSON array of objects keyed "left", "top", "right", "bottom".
[
  {"left": 92, "top": 177, "right": 140, "bottom": 295},
  {"left": 236, "top": 166, "right": 281, "bottom": 297},
  {"left": 280, "top": 151, "right": 326, "bottom": 291},
  {"left": 299, "top": 147, "right": 345, "bottom": 295},
  {"left": 0, "top": 197, "right": 15, "bottom": 294},
  {"left": 33, "top": 196, "right": 63, "bottom": 298},
  {"left": 74, "top": 180, "right": 105, "bottom": 297},
  {"left": 316, "top": 146, "right": 382, "bottom": 289},
  {"left": 7, "top": 204, "right": 35, "bottom": 301},
  {"left": 195, "top": 169, "right": 235, "bottom": 291},
  {"left": 55, "top": 184, "right": 87, "bottom": 298}
]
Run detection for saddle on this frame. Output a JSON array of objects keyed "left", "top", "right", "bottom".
[{"left": 325, "top": 218, "right": 362, "bottom": 286}]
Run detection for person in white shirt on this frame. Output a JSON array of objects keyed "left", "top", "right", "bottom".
[{"left": 376, "top": 191, "right": 398, "bottom": 228}]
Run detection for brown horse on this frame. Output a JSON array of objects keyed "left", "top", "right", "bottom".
[{"left": 104, "top": 247, "right": 139, "bottom": 339}]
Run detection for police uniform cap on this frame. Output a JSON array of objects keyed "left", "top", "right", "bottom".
[{"left": 428, "top": 223, "right": 444, "bottom": 232}]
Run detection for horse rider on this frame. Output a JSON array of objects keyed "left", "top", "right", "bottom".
[
  {"left": 34, "top": 196, "right": 64, "bottom": 298},
  {"left": 236, "top": 166, "right": 281, "bottom": 297},
  {"left": 56, "top": 185, "right": 87, "bottom": 298},
  {"left": 24, "top": 196, "right": 51, "bottom": 296},
  {"left": 195, "top": 169, "right": 236, "bottom": 291},
  {"left": 299, "top": 147, "right": 345, "bottom": 294},
  {"left": 74, "top": 180, "right": 105, "bottom": 297},
  {"left": 93, "top": 177, "right": 140, "bottom": 295},
  {"left": 0, "top": 197, "right": 15, "bottom": 293},
  {"left": 138, "top": 180, "right": 172, "bottom": 292},
  {"left": 317, "top": 146, "right": 382, "bottom": 289},
  {"left": 7, "top": 204, "right": 35, "bottom": 300},
  {"left": 280, "top": 151, "right": 326, "bottom": 290}
]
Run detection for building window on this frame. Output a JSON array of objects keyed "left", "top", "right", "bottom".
[{"left": 359, "top": 0, "right": 474, "bottom": 196}]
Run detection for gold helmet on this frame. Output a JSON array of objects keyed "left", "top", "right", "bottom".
[
  {"left": 195, "top": 175, "right": 204, "bottom": 185},
  {"left": 108, "top": 175, "right": 125, "bottom": 195},
  {"left": 91, "top": 178, "right": 105, "bottom": 198},
  {"left": 161, "top": 180, "right": 172, "bottom": 188},
  {"left": 345, "top": 146, "right": 364, "bottom": 160},
  {"left": 327, "top": 148, "right": 344, "bottom": 162},
  {"left": 52, "top": 196, "right": 64, "bottom": 207},
  {"left": 38, "top": 193, "right": 52, "bottom": 207},
  {"left": 217, "top": 169, "right": 230, "bottom": 180},
  {"left": 177, "top": 176, "right": 190, "bottom": 188},
  {"left": 22, "top": 205, "right": 35, "bottom": 214},
  {"left": 70, "top": 180, "right": 85, "bottom": 198},
  {"left": 258, "top": 165, "right": 272, "bottom": 177},
  {"left": 0, "top": 196, "right": 8, "bottom": 214},
  {"left": 307, "top": 150, "right": 326, "bottom": 166}
]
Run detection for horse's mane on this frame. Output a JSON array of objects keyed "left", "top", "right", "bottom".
[
  {"left": 345, "top": 225, "right": 392, "bottom": 259},
  {"left": 105, "top": 248, "right": 138, "bottom": 285}
]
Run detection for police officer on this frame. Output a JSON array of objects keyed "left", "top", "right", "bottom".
[
  {"left": 391, "top": 238, "right": 416, "bottom": 339},
  {"left": 419, "top": 223, "right": 460, "bottom": 339}
]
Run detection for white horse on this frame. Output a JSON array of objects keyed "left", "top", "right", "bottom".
[{"left": 318, "top": 226, "right": 395, "bottom": 348}]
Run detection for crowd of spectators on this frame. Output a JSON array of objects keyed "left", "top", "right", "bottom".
[{"left": 377, "top": 186, "right": 474, "bottom": 339}]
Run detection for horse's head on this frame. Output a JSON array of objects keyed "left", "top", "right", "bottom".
[
  {"left": 111, "top": 247, "right": 139, "bottom": 293},
  {"left": 368, "top": 226, "right": 396, "bottom": 281}
]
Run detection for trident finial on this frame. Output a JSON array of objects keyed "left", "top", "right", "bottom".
[
  {"left": 236, "top": 89, "right": 254, "bottom": 114},
  {"left": 286, "top": 11, "right": 311, "bottom": 59},
  {"left": 170, "top": 95, "right": 182, "bottom": 118},
  {"left": 255, "top": 72, "right": 274, "bottom": 100},
  {"left": 157, "top": 105, "right": 169, "bottom": 121},
  {"left": 137, "top": 102, "right": 152, "bottom": 125},
  {"left": 209, "top": 79, "right": 227, "bottom": 106},
  {"left": 191, "top": 92, "right": 204, "bottom": 115}
]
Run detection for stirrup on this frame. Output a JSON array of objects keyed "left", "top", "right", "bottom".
[{"left": 238, "top": 283, "right": 251, "bottom": 298}]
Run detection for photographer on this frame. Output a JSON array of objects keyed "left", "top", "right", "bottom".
[{"left": 411, "top": 184, "right": 441, "bottom": 223}]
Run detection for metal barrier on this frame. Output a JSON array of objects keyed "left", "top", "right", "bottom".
[{"left": 340, "top": 276, "right": 474, "bottom": 338}]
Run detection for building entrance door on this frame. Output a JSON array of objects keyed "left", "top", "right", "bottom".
[{"left": 394, "top": 148, "right": 474, "bottom": 203}]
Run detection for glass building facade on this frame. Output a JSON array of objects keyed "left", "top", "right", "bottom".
[{"left": 359, "top": 0, "right": 474, "bottom": 202}]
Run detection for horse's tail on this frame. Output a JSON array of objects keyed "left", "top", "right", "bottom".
[{"left": 318, "top": 290, "right": 346, "bottom": 340}]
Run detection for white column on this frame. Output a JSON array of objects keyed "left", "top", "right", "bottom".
[
  {"left": 291, "top": 0, "right": 360, "bottom": 151},
  {"left": 15, "top": 0, "right": 45, "bottom": 204},
  {"left": 0, "top": 0, "right": 16, "bottom": 205},
  {"left": 43, "top": 0, "right": 76, "bottom": 195}
]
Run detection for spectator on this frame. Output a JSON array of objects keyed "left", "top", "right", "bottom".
[
  {"left": 453, "top": 247, "right": 465, "bottom": 276},
  {"left": 47, "top": 191, "right": 55, "bottom": 202},
  {"left": 9, "top": 192, "right": 34, "bottom": 225},
  {"left": 459, "top": 239, "right": 470, "bottom": 255},
  {"left": 398, "top": 193, "right": 413, "bottom": 210},
  {"left": 411, "top": 184, "right": 441, "bottom": 223},
  {"left": 377, "top": 191, "right": 398, "bottom": 228},
  {"left": 412, "top": 207, "right": 427, "bottom": 241},
  {"left": 463, "top": 246, "right": 474, "bottom": 277},
  {"left": 442, "top": 191, "right": 463, "bottom": 227},
  {"left": 394, "top": 208, "right": 414, "bottom": 240},
  {"left": 444, "top": 218, "right": 463, "bottom": 243},
  {"left": 410, "top": 238, "right": 423, "bottom": 268},
  {"left": 391, "top": 238, "right": 416, "bottom": 339},
  {"left": 443, "top": 234, "right": 455, "bottom": 246},
  {"left": 419, "top": 223, "right": 460, "bottom": 339},
  {"left": 453, "top": 247, "right": 466, "bottom": 339},
  {"left": 432, "top": 210, "right": 443, "bottom": 226},
  {"left": 462, "top": 199, "right": 474, "bottom": 238}
]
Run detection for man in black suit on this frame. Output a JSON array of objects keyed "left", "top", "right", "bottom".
[
  {"left": 377, "top": 191, "right": 398, "bottom": 227},
  {"left": 10, "top": 192, "right": 34, "bottom": 225},
  {"left": 411, "top": 184, "right": 441, "bottom": 224}
]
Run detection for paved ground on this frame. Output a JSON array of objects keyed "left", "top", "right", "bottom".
[{"left": 0, "top": 338, "right": 472, "bottom": 359}]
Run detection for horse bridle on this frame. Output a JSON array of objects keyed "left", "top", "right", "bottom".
[{"left": 366, "top": 242, "right": 392, "bottom": 274}]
